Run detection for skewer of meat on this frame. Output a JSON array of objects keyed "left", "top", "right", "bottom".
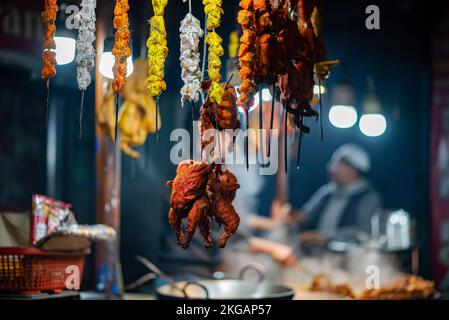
[
  {"left": 41, "top": 0, "right": 58, "bottom": 123},
  {"left": 75, "top": 0, "right": 97, "bottom": 139},
  {"left": 147, "top": 0, "right": 169, "bottom": 141},
  {"left": 237, "top": 0, "right": 257, "bottom": 169},
  {"left": 112, "top": 0, "right": 131, "bottom": 141}
]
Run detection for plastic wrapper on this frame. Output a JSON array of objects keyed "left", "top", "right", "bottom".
[{"left": 36, "top": 224, "right": 116, "bottom": 252}]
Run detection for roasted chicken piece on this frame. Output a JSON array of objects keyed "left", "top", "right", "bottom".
[
  {"left": 309, "top": 274, "right": 355, "bottom": 299},
  {"left": 297, "top": 0, "right": 316, "bottom": 28},
  {"left": 239, "top": 0, "right": 254, "bottom": 10},
  {"left": 166, "top": 160, "right": 212, "bottom": 248},
  {"left": 200, "top": 82, "right": 241, "bottom": 155},
  {"left": 207, "top": 166, "right": 241, "bottom": 247},
  {"left": 238, "top": 30, "right": 256, "bottom": 58},
  {"left": 278, "top": 60, "right": 317, "bottom": 132},
  {"left": 277, "top": 19, "right": 303, "bottom": 60},
  {"left": 254, "top": 0, "right": 269, "bottom": 13},
  {"left": 166, "top": 161, "right": 241, "bottom": 249},
  {"left": 256, "top": 34, "right": 273, "bottom": 78},
  {"left": 237, "top": 9, "right": 255, "bottom": 28},
  {"left": 360, "top": 275, "right": 437, "bottom": 300},
  {"left": 255, "top": 12, "right": 272, "bottom": 35},
  {"left": 270, "top": 1, "right": 288, "bottom": 31},
  {"left": 310, "top": 274, "right": 436, "bottom": 300},
  {"left": 209, "top": 83, "right": 240, "bottom": 129},
  {"left": 167, "top": 160, "right": 212, "bottom": 213}
]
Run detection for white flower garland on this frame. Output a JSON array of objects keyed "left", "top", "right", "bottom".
[
  {"left": 179, "top": 12, "right": 203, "bottom": 105},
  {"left": 76, "top": 0, "right": 97, "bottom": 91}
]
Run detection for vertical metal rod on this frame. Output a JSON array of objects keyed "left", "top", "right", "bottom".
[
  {"left": 45, "top": 79, "right": 50, "bottom": 125},
  {"left": 258, "top": 85, "right": 263, "bottom": 163},
  {"left": 319, "top": 79, "right": 324, "bottom": 142},
  {"left": 245, "top": 109, "right": 249, "bottom": 170},
  {"left": 155, "top": 96, "right": 159, "bottom": 141},
  {"left": 191, "top": 101, "right": 195, "bottom": 127},
  {"left": 268, "top": 82, "right": 275, "bottom": 157},
  {"left": 284, "top": 106, "right": 288, "bottom": 175},
  {"left": 200, "top": 14, "right": 208, "bottom": 104},
  {"left": 79, "top": 90, "right": 85, "bottom": 139},
  {"left": 114, "top": 93, "right": 119, "bottom": 142},
  {"left": 259, "top": 86, "right": 263, "bottom": 132},
  {"left": 191, "top": 100, "right": 195, "bottom": 158},
  {"left": 225, "top": 74, "right": 234, "bottom": 90},
  {"left": 296, "top": 116, "right": 303, "bottom": 170},
  {"left": 214, "top": 103, "right": 221, "bottom": 160}
]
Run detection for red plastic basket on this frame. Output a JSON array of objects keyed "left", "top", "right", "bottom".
[{"left": 0, "top": 247, "right": 87, "bottom": 294}]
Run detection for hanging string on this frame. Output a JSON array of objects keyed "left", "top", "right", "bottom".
[
  {"left": 296, "top": 116, "right": 304, "bottom": 170},
  {"left": 284, "top": 106, "right": 288, "bottom": 175},
  {"left": 191, "top": 100, "right": 195, "bottom": 126},
  {"left": 114, "top": 93, "right": 119, "bottom": 141},
  {"left": 258, "top": 84, "right": 263, "bottom": 164},
  {"left": 79, "top": 90, "right": 85, "bottom": 139},
  {"left": 225, "top": 73, "right": 234, "bottom": 90},
  {"left": 318, "top": 79, "right": 324, "bottom": 142},
  {"left": 200, "top": 14, "right": 208, "bottom": 104},
  {"left": 45, "top": 79, "right": 50, "bottom": 125},
  {"left": 213, "top": 103, "right": 222, "bottom": 160},
  {"left": 188, "top": 0, "right": 192, "bottom": 14},
  {"left": 245, "top": 109, "right": 249, "bottom": 170},
  {"left": 267, "top": 82, "right": 275, "bottom": 157},
  {"left": 278, "top": 101, "right": 283, "bottom": 150},
  {"left": 155, "top": 96, "right": 159, "bottom": 141},
  {"left": 190, "top": 100, "right": 195, "bottom": 162}
]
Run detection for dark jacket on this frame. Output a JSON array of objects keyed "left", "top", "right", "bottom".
[{"left": 301, "top": 179, "right": 382, "bottom": 240}]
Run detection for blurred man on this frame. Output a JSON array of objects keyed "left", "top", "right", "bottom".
[{"left": 298, "top": 143, "right": 382, "bottom": 245}]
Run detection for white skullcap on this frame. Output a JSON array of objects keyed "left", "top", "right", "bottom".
[{"left": 331, "top": 143, "right": 371, "bottom": 173}]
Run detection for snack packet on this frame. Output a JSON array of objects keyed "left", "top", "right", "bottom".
[
  {"left": 47, "top": 200, "right": 74, "bottom": 234},
  {"left": 30, "top": 195, "right": 78, "bottom": 245},
  {"left": 30, "top": 194, "right": 52, "bottom": 245}
]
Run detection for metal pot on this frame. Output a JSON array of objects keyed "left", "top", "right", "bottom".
[
  {"left": 134, "top": 256, "right": 295, "bottom": 300},
  {"left": 156, "top": 279, "right": 295, "bottom": 300}
]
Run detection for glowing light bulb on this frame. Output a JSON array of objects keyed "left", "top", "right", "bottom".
[
  {"left": 54, "top": 36, "right": 76, "bottom": 65},
  {"left": 313, "top": 84, "right": 326, "bottom": 95},
  {"left": 99, "top": 52, "right": 134, "bottom": 80},
  {"left": 359, "top": 114, "right": 387, "bottom": 137},
  {"left": 329, "top": 105, "right": 358, "bottom": 129}
]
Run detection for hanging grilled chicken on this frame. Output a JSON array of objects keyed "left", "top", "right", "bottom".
[{"left": 166, "top": 160, "right": 240, "bottom": 248}]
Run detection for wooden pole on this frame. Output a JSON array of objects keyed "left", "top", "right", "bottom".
[{"left": 95, "top": 0, "right": 124, "bottom": 297}]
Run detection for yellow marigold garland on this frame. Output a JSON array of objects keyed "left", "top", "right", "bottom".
[
  {"left": 203, "top": 0, "right": 224, "bottom": 104},
  {"left": 203, "top": 0, "right": 223, "bottom": 30},
  {"left": 147, "top": 0, "right": 168, "bottom": 97}
]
